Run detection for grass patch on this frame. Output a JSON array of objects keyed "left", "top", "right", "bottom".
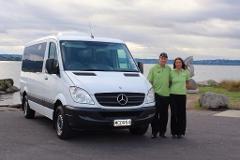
[{"left": 194, "top": 100, "right": 202, "bottom": 110}]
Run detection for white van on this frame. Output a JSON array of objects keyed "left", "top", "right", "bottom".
[{"left": 20, "top": 33, "right": 155, "bottom": 139}]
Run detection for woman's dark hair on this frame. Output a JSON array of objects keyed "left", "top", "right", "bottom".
[{"left": 173, "top": 57, "right": 187, "bottom": 69}]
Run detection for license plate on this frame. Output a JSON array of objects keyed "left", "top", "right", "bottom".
[{"left": 113, "top": 119, "right": 131, "bottom": 127}]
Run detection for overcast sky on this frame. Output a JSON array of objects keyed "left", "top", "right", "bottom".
[{"left": 0, "top": 0, "right": 240, "bottom": 60}]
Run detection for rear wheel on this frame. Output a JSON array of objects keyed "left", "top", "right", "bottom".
[
  {"left": 129, "top": 124, "right": 149, "bottom": 135},
  {"left": 54, "top": 106, "right": 72, "bottom": 139},
  {"left": 22, "top": 95, "right": 35, "bottom": 119}
]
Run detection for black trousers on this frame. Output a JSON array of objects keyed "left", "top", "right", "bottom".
[
  {"left": 170, "top": 94, "right": 187, "bottom": 135},
  {"left": 151, "top": 94, "right": 170, "bottom": 135}
]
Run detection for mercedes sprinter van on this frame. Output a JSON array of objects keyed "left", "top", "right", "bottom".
[{"left": 20, "top": 33, "right": 155, "bottom": 139}]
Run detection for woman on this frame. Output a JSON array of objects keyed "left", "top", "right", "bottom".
[{"left": 170, "top": 57, "right": 190, "bottom": 139}]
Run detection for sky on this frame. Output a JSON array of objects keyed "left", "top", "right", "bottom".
[{"left": 0, "top": 0, "right": 240, "bottom": 60}]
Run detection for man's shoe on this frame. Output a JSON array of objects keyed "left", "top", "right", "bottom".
[{"left": 151, "top": 134, "right": 157, "bottom": 139}]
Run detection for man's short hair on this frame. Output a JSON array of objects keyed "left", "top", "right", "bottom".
[{"left": 159, "top": 52, "right": 168, "bottom": 58}]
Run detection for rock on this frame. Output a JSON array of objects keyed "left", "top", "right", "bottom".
[
  {"left": 207, "top": 80, "right": 219, "bottom": 86},
  {"left": 5, "top": 79, "right": 14, "bottom": 88},
  {"left": 0, "top": 79, "right": 19, "bottom": 94},
  {"left": 187, "top": 89, "right": 199, "bottom": 94},
  {"left": 0, "top": 81, "right": 8, "bottom": 91},
  {"left": 6, "top": 86, "right": 20, "bottom": 93},
  {"left": 199, "top": 92, "right": 229, "bottom": 110},
  {"left": 0, "top": 79, "right": 14, "bottom": 91},
  {"left": 0, "top": 91, "right": 6, "bottom": 95},
  {"left": 187, "top": 79, "right": 199, "bottom": 94},
  {"left": 198, "top": 79, "right": 219, "bottom": 87},
  {"left": 187, "top": 79, "right": 198, "bottom": 90}
]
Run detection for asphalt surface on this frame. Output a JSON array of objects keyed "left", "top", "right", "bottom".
[{"left": 0, "top": 108, "right": 240, "bottom": 160}]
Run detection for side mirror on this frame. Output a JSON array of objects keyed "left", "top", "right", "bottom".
[
  {"left": 46, "top": 59, "right": 59, "bottom": 74},
  {"left": 137, "top": 62, "right": 144, "bottom": 74}
]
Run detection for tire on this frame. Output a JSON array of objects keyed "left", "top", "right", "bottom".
[
  {"left": 22, "top": 95, "right": 35, "bottom": 119},
  {"left": 54, "top": 106, "right": 72, "bottom": 139},
  {"left": 129, "top": 124, "right": 149, "bottom": 135}
]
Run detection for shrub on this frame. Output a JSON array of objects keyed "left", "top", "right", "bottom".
[{"left": 219, "top": 80, "right": 240, "bottom": 92}]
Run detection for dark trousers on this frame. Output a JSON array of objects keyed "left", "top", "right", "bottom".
[
  {"left": 170, "top": 94, "right": 187, "bottom": 135},
  {"left": 151, "top": 94, "right": 170, "bottom": 135}
]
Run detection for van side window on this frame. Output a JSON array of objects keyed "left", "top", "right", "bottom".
[
  {"left": 22, "top": 42, "right": 47, "bottom": 72},
  {"left": 48, "top": 42, "right": 57, "bottom": 60}
]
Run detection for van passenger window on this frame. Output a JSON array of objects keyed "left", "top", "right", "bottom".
[{"left": 22, "top": 42, "right": 47, "bottom": 72}]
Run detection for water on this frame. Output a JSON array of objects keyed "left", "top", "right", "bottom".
[
  {"left": 0, "top": 61, "right": 240, "bottom": 106},
  {"left": 0, "top": 61, "right": 21, "bottom": 87},
  {"left": 0, "top": 62, "right": 240, "bottom": 86},
  {"left": 144, "top": 64, "right": 240, "bottom": 82}
]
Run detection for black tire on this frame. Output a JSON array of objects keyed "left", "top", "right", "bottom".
[
  {"left": 22, "top": 95, "right": 35, "bottom": 119},
  {"left": 54, "top": 106, "right": 72, "bottom": 139},
  {"left": 129, "top": 124, "right": 149, "bottom": 135}
]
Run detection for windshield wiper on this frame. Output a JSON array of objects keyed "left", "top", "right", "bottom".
[
  {"left": 79, "top": 69, "right": 109, "bottom": 71},
  {"left": 73, "top": 69, "right": 139, "bottom": 72},
  {"left": 112, "top": 70, "right": 139, "bottom": 72}
]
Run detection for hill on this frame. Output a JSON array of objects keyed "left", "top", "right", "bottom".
[
  {"left": 0, "top": 54, "right": 239, "bottom": 65},
  {"left": 0, "top": 54, "right": 22, "bottom": 61}
]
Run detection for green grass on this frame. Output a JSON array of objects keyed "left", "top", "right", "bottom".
[
  {"left": 194, "top": 100, "right": 201, "bottom": 110},
  {"left": 199, "top": 86, "right": 240, "bottom": 109}
]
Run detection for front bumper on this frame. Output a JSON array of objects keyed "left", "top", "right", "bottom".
[{"left": 63, "top": 106, "right": 156, "bottom": 130}]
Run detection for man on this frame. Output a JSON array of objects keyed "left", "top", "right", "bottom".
[{"left": 147, "top": 52, "right": 171, "bottom": 138}]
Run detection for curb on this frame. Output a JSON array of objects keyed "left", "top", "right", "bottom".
[{"left": 0, "top": 104, "right": 21, "bottom": 108}]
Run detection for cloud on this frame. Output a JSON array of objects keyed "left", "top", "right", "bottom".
[{"left": 0, "top": 0, "right": 239, "bottom": 59}]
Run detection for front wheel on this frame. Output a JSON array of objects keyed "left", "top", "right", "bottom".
[
  {"left": 129, "top": 124, "right": 149, "bottom": 135},
  {"left": 54, "top": 106, "right": 72, "bottom": 139},
  {"left": 22, "top": 95, "right": 35, "bottom": 119}
]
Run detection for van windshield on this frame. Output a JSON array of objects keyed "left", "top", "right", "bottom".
[{"left": 60, "top": 41, "right": 139, "bottom": 72}]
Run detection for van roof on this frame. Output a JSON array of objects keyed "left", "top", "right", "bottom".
[{"left": 25, "top": 32, "right": 124, "bottom": 46}]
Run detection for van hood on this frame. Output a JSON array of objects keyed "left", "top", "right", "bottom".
[{"left": 65, "top": 71, "right": 151, "bottom": 95}]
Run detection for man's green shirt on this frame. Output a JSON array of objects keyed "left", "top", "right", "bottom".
[{"left": 147, "top": 64, "right": 171, "bottom": 96}]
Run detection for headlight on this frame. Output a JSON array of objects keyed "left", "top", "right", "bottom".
[
  {"left": 69, "top": 87, "right": 95, "bottom": 105},
  {"left": 146, "top": 88, "right": 155, "bottom": 103}
]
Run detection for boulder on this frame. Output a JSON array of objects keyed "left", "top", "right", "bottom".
[
  {"left": 0, "top": 91, "right": 6, "bottom": 95},
  {"left": 187, "top": 79, "right": 198, "bottom": 90},
  {"left": 187, "top": 79, "right": 199, "bottom": 94},
  {"left": 207, "top": 80, "right": 219, "bottom": 86},
  {"left": 0, "top": 79, "right": 19, "bottom": 94},
  {"left": 0, "top": 79, "right": 14, "bottom": 91},
  {"left": 198, "top": 80, "right": 219, "bottom": 87},
  {"left": 6, "top": 86, "right": 20, "bottom": 93},
  {"left": 199, "top": 92, "right": 229, "bottom": 110}
]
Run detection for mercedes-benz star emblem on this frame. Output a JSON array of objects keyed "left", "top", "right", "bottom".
[{"left": 117, "top": 94, "right": 128, "bottom": 105}]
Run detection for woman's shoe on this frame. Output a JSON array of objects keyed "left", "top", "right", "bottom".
[
  {"left": 177, "top": 135, "right": 182, "bottom": 139},
  {"left": 159, "top": 134, "right": 167, "bottom": 138},
  {"left": 172, "top": 135, "right": 177, "bottom": 138}
]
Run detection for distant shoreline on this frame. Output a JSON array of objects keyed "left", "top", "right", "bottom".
[
  {"left": 135, "top": 58, "right": 240, "bottom": 66},
  {"left": 1, "top": 60, "right": 240, "bottom": 66},
  {"left": 0, "top": 54, "right": 240, "bottom": 66}
]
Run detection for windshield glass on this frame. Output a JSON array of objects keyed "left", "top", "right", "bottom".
[{"left": 60, "top": 41, "right": 139, "bottom": 72}]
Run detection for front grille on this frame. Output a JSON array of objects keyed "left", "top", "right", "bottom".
[{"left": 95, "top": 93, "right": 145, "bottom": 107}]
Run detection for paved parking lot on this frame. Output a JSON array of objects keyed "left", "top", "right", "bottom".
[{"left": 0, "top": 109, "right": 240, "bottom": 160}]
